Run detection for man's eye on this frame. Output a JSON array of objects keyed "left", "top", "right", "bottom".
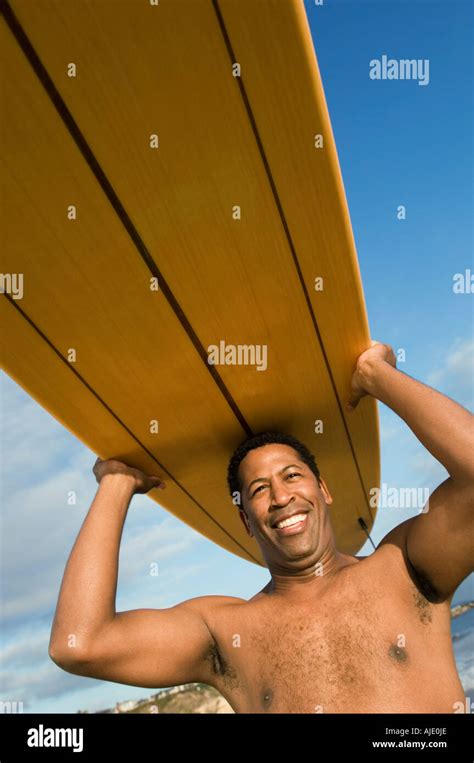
[{"left": 252, "top": 473, "right": 301, "bottom": 497}]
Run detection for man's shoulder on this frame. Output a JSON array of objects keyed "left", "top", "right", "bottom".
[
  {"left": 176, "top": 594, "right": 247, "bottom": 622},
  {"left": 369, "top": 517, "right": 451, "bottom": 605},
  {"left": 375, "top": 516, "right": 417, "bottom": 552},
  {"left": 326, "top": 519, "right": 413, "bottom": 586},
  {"left": 360, "top": 517, "right": 417, "bottom": 573}
]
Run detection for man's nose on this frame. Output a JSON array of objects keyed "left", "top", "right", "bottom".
[{"left": 270, "top": 483, "right": 295, "bottom": 507}]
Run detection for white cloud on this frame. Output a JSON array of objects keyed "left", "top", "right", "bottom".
[
  {"left": 426, "top": 337, "right": 473, "bottom": 406},
  {"left": 0, "top": 375, "right": 208, "bottom": 633},
  {"left": 0, "top": 374, "right": 80, "bottom": 494},
  {"left": 0, "top": 625, "right": 94, "bottom": 704},
  {"left": 0, "top": 627, "right": 51, "bottom": 667},
  {"left": 1, "top": 469, "right": 204, "bottom": 624},
  {"left": 0, "top": 659, "right": 94, "bottom": 703}
]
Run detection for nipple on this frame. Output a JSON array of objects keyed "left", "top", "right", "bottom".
[
  {"left": 262, "top": 688, "right": 274, "bottom": 707},
  {"left": 388, "top": 644, "right": 408, "bottom": 663}
]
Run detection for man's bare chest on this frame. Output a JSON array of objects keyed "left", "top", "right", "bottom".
[{"left": 205, "top": 574, "right": 455, "bottom": 713}]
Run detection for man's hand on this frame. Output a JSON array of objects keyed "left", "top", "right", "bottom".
[
  {"left": 347, "top": 340, "right": 397, "bottom": 411},
  {"left": 93, "top": 457, "right": 166, "bottom": 494}
]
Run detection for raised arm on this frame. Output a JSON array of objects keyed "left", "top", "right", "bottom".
[
  {"left": 48, "top": 460, "right": 217, "bottom": 688},
  {"left": 348, "top": 341, "right": 474, "bottom": 602}
]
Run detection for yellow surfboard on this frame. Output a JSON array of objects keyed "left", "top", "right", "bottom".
[{"left": 0, "top": 0, "right": 380, "bottom": 567}]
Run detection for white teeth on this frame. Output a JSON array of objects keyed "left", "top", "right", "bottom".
[{"left": 276, "top": 513, "right": 306, "bottom": 529}]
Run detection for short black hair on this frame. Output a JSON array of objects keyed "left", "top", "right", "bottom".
[{"left": 227, "top": 430, "right": 321, "bottom": 509}]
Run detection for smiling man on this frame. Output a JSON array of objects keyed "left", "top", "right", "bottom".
[{"left": 49, "top": 342, "right": 474, "bottom": 713}]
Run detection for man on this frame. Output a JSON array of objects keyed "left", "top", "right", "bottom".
[{"left": 49, "top": 341, "right": 474, "bottom": 713}]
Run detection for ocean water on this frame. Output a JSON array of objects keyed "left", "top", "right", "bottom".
[{"left": 452, "top": 607, "right": 474, "bottom": 703}]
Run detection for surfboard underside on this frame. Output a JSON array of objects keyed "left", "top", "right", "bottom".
[{"left": 0, "top": 0, "right": 380, "bottom": 566}]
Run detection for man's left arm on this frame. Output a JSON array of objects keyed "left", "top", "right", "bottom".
[{"left": 348, "top": 341, "right": 474, "bottom": 602}]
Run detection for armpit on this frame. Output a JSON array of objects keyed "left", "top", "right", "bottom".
[
  {"left": 404, "top": 549, "right": 445, "bottom": 605},
  {"left": 377, "top": 518, "right": 444, "bottom": 606}
]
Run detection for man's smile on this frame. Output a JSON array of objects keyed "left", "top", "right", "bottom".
[{"left": 273, "top": 512, "right": 309, "bottom": 536}]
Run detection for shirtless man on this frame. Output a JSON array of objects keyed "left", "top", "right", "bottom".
[{"left": 49, "top": 341, "right": 474, "bottom": 713}]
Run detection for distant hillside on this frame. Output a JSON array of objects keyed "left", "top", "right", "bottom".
[
  {"left": 89, "top": 683, "right": 233, "bottom": 714},
  {"left": 128, "top": 684, "right": 233, "bottom": 714},
  {"left": 451, "top": 600, "right": 474, "bottom": 619}
]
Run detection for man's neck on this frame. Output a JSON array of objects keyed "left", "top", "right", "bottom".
[{"left": 264, "top": 549, "right": 357, "bottom": 600}]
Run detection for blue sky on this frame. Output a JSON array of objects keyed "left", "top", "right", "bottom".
[{"left": 1, "top": 0, "right": 472, "bottom": 714}]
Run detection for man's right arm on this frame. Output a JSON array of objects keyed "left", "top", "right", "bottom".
[
  {"left": 52, "top": 600, "right": 219, "bottom": 689},
  {"left": 48, "top": 462, "right": 217, "bottom": 689}
]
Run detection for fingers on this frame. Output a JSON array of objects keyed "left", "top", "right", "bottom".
[
  {"left": 92, "top": 456, "right": 166, "bottom": 490},
  {"left": 346, "top": 391, "right": 365, "bottom": 411},
  {"left": 137, "top": 477, "right": 166, "bottom": 495},
  {"left": 141, "top": 476, "right": 166, "bottom": 493}
]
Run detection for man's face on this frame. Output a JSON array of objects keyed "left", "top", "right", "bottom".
[{"left": 237, "top": 443, "right": 333, "bottom": 564}]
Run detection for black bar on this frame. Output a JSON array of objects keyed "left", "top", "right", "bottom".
[{"left": 0, "top": 712, "right": 472, "bottom": 760}]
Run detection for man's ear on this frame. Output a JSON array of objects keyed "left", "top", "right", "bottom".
[
  {"left": 317, "top": 476, "right": 333, "bottom": 506},
  {"left": 238, "top": 508, "right": 253, "bottom": 537}
]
